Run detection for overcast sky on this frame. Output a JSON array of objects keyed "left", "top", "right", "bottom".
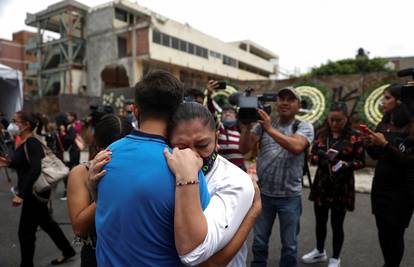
[{"left": 0, "top": 0, "right": 413, "bottom": 74}]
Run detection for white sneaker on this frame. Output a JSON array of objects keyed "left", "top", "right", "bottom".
[
  {"left": 302, "top": 248, "right": 327, "bottom": 263},
  {"left": 327, "top": 258, "right": 341, "bottom": 267}
]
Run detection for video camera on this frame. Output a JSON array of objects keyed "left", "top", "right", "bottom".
[
  {"left": 89, "top": 105, "right": 114, "bottom": 127},
  {"left": 229, "top": 88, "right": 278, "bottom": 123},
  {"left": 397, "top": 68, "right": 414, "bottom": 113}
]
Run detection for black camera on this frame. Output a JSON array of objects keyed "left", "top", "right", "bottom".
[
  {"left": 89, "top": 105, "right": 114, "bottom": 127},
  {"left": 229, "top": 88, "right": 278, "bottom": 123}
]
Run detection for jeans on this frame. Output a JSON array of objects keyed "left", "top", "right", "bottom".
[{"left": 251, "top": 194, "right": 302, "bottom": 267}]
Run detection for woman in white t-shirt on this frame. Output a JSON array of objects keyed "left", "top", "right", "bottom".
[
  {"left": 164, "top": 102, "right": 260, "bottom": 267},
  {"left": 89, "top": 102, "right": 261, "bottom": 266}
]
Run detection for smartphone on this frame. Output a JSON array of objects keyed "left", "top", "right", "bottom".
[
  {"left": 326, "top": 148, "right": 339, "bottom": 160},
  {"left": 359, "top": 124, "right": 370, "bottom": 135},
  {"left": 216, "top": 81, "right": 227, "bottom": 90},
  {"left": 332, "top": 161, "right": 343, "bottom": 172}
]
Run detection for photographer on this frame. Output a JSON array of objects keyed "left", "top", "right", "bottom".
[
  {"left": 205, "top": 80, "right": 247, "bottom": 171},
  {"left": 364, "top": 83, "right": 414, "bottom": 267},
  {"left": 240, "top": 87, "right": 314, "bottom": 267}
]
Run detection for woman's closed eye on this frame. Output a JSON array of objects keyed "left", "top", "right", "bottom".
[{"left": 196, "top": 143, "right": 209, "bottom": 149}]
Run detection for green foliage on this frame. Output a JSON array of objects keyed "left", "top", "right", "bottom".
[{"left": 310, "top": 57, "right": 389, "bottom": 76}]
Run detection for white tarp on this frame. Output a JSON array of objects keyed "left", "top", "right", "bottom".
[{"left": 0, "top": 63, "right": 23, "bottom": 120}]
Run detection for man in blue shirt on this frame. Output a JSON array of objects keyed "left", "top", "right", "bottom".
[{"left": 95, "top": 70, "right": 210, "bottom": 267}]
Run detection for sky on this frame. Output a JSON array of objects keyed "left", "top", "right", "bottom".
[{"left": 0, "top": 0, "right": 413, "bottom": 75}]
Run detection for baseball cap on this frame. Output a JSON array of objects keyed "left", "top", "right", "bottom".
[{"left": 278, "top": 87, "right": 301, "bottom": 102}]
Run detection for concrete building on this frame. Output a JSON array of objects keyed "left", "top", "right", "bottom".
[
  {"left": 25, "top": 0, "right": 279, "bottom": 96},
  {"left": 383, "top": 56, "right": 414, "bottom": 71},
  {"left": 25, "top": 0, "right": 88, "bottom": 96},
  {"left": 0, "top": 31, "right": 37, "bottom": 94}
]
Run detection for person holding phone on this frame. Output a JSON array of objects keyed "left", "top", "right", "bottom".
[
  {"left": 302, "top": 102, "right": 365, "bottom": 267},
  {"left": 364, "top": 84, "right": 414, "bottom": 267}
]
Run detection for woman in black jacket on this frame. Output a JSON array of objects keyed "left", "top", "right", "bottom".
[
  {"left": 0, "top": 111, "right": 75, "bottom": 267},
  {"left": 365, "top": 84, "right": 414, "bottom": 267}
]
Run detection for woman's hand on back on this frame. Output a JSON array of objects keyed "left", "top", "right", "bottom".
[{"left": 88, "top": 150, "right": 112, "bottom": 186}]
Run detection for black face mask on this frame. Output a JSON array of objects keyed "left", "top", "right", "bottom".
[
  {"left": 201, "top": 150, "right": 218, "bottom": 175},
  {"left": 222, "top": 118, "right": 237, "bottom": 128}
]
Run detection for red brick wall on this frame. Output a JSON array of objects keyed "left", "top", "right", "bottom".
[
  {"left": 136, "top": 27, "right": 149, "bottom": 55},
  {"left": 0, "top": 40, "right": 24, "bottom": 70}
]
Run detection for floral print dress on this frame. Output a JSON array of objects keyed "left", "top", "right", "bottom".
[{"left": 309, "top": 131, "right": 365, "bottom": 211}]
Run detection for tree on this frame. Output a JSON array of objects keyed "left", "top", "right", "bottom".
[{"left": 310, "top": 50, "right": 388, "bottom": 76}]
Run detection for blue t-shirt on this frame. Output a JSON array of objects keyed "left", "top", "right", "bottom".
[{"left": 95, "top": 130, "right": 210, "bottom": 267}]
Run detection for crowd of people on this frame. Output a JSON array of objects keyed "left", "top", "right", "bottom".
[{"left": 0, "top": 69, "right": 413, "bottom": 267}]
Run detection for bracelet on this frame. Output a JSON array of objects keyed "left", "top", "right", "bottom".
[{"left": 176, "top": 180, "right": 199, "bottom": 187}]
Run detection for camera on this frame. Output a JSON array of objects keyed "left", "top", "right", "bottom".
[
  {"left": 89, "top": 105, "right": 114, "bottom": 127},
  {"left": 216, "top": 81, "right": 227, "bottom": 90},
  {"left": 229, "top": 88, "right": 278, "bottom": 123}
]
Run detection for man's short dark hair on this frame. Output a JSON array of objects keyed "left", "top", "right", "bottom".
[{"left": 135, "top": 70, "right": 184, "bottom": 121}]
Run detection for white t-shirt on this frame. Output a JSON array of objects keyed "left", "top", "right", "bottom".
[{"left": 180, "top": 155, "right": 255, "bottom": 266}]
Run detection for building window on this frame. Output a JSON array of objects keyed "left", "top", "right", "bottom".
[
  {"left": 223, "top": 55, "right": 237, "bottom": 67},
  {"left": 153, "top": 30, "right": 161, "bottom": 44},
  {"left": 118, "top": 36, "right": 127, "bottom": 58},
  {"left": 115, "top": 8, "right": 128, "bottom": 22},
  {"left": 195, "top": 45, "right": 203, "bottom": 57},
  {"left": 179, "top": 40, "right": 187, "bottom": 52},
  {"left": 171, "top": 37, "right": 179, "bottom": 50},
  {"left": 209, "top": 50, "right": 221, "bottom": 59},
  {"left": 202, "top": 48, "right": 208, "bottom": 59},
  {"left": 188, "top": 43, "right": 195, "bottom": 54},
  {"left": 162, "top": 34, "right": 171, "bottom": 47}
]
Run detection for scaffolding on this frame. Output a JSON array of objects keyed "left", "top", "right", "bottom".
[{"left": 25, "top": 0, "right": 89, "bottom": 96}]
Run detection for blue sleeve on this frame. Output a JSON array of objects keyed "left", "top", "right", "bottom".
[{"left": 197, "top": 171, "right": 210, "bottom": 210}]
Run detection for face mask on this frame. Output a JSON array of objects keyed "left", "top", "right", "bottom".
[
  {"left": 222, "top": 118, "right": 237, "bottom": 128},
  {"left": 7, "top": 122, "right": 21, "bottom": 136},
  {"left": 201, "top": 150, "right": 218, "bottom": 175}
]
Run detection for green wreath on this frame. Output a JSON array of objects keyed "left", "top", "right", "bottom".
[
  {"left": 294, "top": 83, "right": 332, "bottom": 128},
  {"left": 355, "top": 83, "right": 392, "bottom": 129}
]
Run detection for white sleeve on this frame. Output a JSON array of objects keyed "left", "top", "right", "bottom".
[{"left": 179, "top": 163, "right": 255, "bottom": 266}]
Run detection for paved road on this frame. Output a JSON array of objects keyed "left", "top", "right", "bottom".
[{"left": 1, "top": 168, "right": 413, "bottom": 267}]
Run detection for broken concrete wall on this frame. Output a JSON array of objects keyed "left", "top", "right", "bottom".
[{"left": 86, "top": 6, "right": 115, "bottom": 97}]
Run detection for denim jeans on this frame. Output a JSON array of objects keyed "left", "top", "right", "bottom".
[{"left": 251, "top": 194, "right": 302, "bottom": 267}]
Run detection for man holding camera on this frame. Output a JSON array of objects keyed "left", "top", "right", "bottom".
[
  {"left": 206, "top": 80, "right": 247, "bottom": 171},
  {"left": 240, "top": 87, "right": 314, "bottom": 267}
]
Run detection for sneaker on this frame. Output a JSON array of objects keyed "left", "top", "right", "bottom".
[
  {"left": 60, "top": 196, "right": 67, "bottom": 201},
  {"left": 327, "top": 258, "right": 341, "bottom": 267},
  {"left": 302, "top": 248, "right": 327, "bottom": 263}
]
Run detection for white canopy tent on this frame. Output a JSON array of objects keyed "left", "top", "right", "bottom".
[{"left": 0, "top": 63, "right": 23, "bottom": 120}]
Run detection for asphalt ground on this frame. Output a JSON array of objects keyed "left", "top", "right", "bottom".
[{"left": 1, "top": 167, "right": 413, "bottom": 267}]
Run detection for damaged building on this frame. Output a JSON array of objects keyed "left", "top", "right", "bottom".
[{"left": 25, "top": 0, "right": 279, "bottom": 97}]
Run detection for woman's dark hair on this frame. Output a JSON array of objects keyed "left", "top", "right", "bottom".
[
  {"left": 68, "top": 111, "right": 77, "bottom": 120},
  {"left": 382, "top": 83, "right": 412, "bottom": 128},
  {"left": 33, "top": 113, "right": 48, "bottom": 135},
  {"left": 16, "top": 111, "right": 39, "bottom": 131},
  {"left": 316, "top": 102, "right": 352, "bottom": 142},
  {"left": 168, "top": 102, "right": 216, "bottom": 136},
  {"left": 94, "top": 114, "right": 133, "bottom": 149}
]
